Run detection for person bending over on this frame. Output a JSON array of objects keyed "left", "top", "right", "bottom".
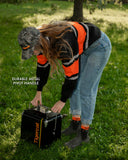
[{"left": 18, "top": 21, "right": 112, "bottom": 149}]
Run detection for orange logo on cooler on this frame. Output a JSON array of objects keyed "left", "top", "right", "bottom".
[{"left": 34, "top": 122, "right": 39, "bottom": 143}]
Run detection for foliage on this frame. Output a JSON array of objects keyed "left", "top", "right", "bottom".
[
  {"left": 0, "top": 0, "right": 128, "bottom": 4},
  {"left": 0, "top": 1, "right": 128, "bottom": 160},
  {"left": 0, "top": 0, "right": 47, "bottom": 4}
]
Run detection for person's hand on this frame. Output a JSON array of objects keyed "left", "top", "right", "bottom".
[
  {"left": 51, "top": 100, "right": 65, "bottom": 113},
  {"left": 31, "top": 91, "right": 42, "bottom": 106}
]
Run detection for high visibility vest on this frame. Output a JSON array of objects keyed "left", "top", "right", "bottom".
[
  {"left": 68, "top": 22, "right": 87, "bottom": 55},
  {"left": 37, "top": 22, "right": 87, "bottom": 79},
  {"left": 62, "top": 22, "right": 87, "bottom": 79}
]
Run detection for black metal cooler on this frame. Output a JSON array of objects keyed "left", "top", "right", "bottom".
[{"left": 21, "top": 105, "right": 62, "bottom": 148}]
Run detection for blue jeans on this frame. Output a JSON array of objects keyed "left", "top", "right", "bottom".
[{"left": 69, "top": 31, "right": 112, "bottom": 125}]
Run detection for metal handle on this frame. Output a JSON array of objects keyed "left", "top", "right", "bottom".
[
  {"left": 61, "top": 114, "right": 68, "bottom": 119},
  {"left": 37, "top": 105, "right": 40, "bottom": 111},
  {"left": 29, "top": 102, "right": 40, "bottom": 111}
]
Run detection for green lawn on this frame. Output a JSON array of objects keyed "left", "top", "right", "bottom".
[{"left": 0, "top": 1, "right": 128, "bottom": 160}]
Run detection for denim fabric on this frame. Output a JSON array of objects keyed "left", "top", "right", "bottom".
[{"left": 69, "top": 31, "right": 112, "bottom": 125}]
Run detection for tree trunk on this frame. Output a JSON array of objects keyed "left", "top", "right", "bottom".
[{"left": 72, "top": 0, "right": 84, "bottom": 22}]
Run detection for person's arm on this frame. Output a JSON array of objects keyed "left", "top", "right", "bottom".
[
  {"left": 51, "top": 58, "right": 79, "bottom": 112},
  {"left": 60, "top": 56, "right": 79, "bottom": 102},
  {"left": 31, "top": 54, "right": 50, "bottom": 106},
  {"left": 36, "top": 62, "right": 50, "bottom": 91},
  {"left": 61, "top": 77, "right": 78, "bottom": 102},
  {"left": 51, "top": 30, "right": 79, "bottom": 112},
  {"left": 31, "top": 91, "right": 42, "bottom": 106}
]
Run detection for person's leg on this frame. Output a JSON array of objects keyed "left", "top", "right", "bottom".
[
  {"left": 62, "top": 53, "right": 88, "bottom": 136},
  {"left": 65, "top": 32, "right": 112, "bottom": 148},
  {"left": 80, "top": 32, "right": 111, "bottom": 127},
  {"left": 69, "top": 54, "right": 88, "bottom": 117}
]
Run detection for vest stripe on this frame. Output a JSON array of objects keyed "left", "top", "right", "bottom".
[
  {"left": 68, "top": 22, "right": 87, "bottom": 55},
  {"left": 37, "top": 62, "right": 49, "bottom": 68},
  {"left": 62, "top": 54, "right": 79, "bottom": 67},
  {"left": 79, "top": 22, "right": 89, "bottom": 49}
]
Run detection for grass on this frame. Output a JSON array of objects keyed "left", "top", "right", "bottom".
[{"left": 0, "top": 1, "right": 128, "bottom": 160}]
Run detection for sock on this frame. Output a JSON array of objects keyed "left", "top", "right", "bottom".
[
  {"left": 72, "top": 116, "right": 81, "bottom": 121},
  {"left": 81, "top": 125, "right": 89, "bottom": 130}
]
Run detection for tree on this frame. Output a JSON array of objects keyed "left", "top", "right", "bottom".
[{"left": 70, "top": 0, "right": 84, "bottom": 22}]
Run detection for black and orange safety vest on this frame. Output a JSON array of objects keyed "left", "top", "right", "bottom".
[
  {"left": 36, "top": 22, "right": 101, "bottom": 102},
  {"left": 62, "top": 22, "right": 89, "bottom": 81}
]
